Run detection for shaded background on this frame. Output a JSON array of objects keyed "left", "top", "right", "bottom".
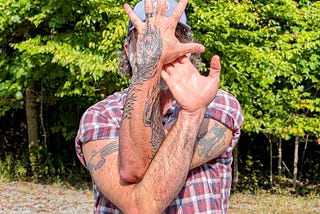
[{"left": 0, "top": 0, "right": 319, "bottom": 194}]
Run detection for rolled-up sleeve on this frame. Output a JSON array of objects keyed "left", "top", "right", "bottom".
[
  {"left": 75, "top": 94, "right": 124, "bottom": 167},
  {"left": 205, "top": 89, "right": 244, "bottom": 151}
]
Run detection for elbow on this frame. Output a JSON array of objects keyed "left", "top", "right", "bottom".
[
  {"left": 122, "top": 201, "right": 162, "bottom": 214},
  {"left": 120, "top": 190, "right": 164, "bottom": 214},
  {"left": 118, "top": 145, "right": 151, "bottom": 182},
  {"left": 119, "top": 165, "right": 145, "bottom": 183}
]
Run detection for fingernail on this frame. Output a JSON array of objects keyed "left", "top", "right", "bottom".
[{"left": 199, "top": 45, "right": 205, "bottom": 53}]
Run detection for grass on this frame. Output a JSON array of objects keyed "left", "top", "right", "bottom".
[{"left": 229, "top": 192, "right": 320, "bottom": 214}]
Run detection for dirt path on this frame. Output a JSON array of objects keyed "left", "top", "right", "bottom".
[
  {"left": 229, "top": 192, "right": 320, "bottom": 214},
  {"left": 1, "top": 181, "right": 319, "bottom": 213},
  {"left": 0, "top": 181, "right": 93, "bottom": 213}
]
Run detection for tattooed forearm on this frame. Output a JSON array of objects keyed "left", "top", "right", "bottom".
[
  {"left": 87, "top": 141, "right": 119, "bottom": 173},
  {"left": 144, "top": 83, "right": 160, "bottom": 127},
  {"left": 197, "top": 123, "right": 227, "bottom": 158},
  {"left": 122, "top": 86, "right": 141, "bottom": 120},
  {"left": 120, "top": 18, "right": 164, "bottom": 160},
  {"left": 132, "top": 19, "right": 163, "bottom": 84},
  {"left": 144, "top": 82, "right": 165, "bottom": 155}
]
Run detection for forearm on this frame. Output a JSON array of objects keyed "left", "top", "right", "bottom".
[
  {"left": 85, "top": 110, "right": 205, "bottom": 213},
  {"left": 132, "top": 109, "right": 205, "bottom": 213},
  {"left": 190, "top": 122, "right": 232, "bottom": 170},
  {"left": 119, "top": 72, "right": 164, "bottom": 182},
  {"left": 164, "top": 118, "right": 233, "bottom": 170}
]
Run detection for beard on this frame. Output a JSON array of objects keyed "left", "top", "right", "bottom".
[{"left": 160, "top": 78, "right": 169, "bottom": 92}]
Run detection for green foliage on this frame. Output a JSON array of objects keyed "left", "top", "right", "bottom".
[
  {"left": 0, "top": 143, "right": 91, "bottom": 184},
  {"left": 237, "top": 153, "right": 270, "bottom": 193},
  {"left": 0, "top": 154, "right": 28, "bottom": 181},
  {"left": 0, "top": 0, "right": 130, "bottom": 116},
  {"left": 188, "top": 0, "right": 320, "bottom": 141},
  {"left": 0, "top": 0, "right": 319, "bottom": 189}
]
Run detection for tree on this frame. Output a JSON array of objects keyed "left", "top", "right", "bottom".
[
  {"left": 188, "top": 0, "right": 320, "bottom": 187},
  {"left": 0, "top": 0, "right": 319, "bottom": 188},
  {"left": 0, "top": 0, "right": 130, "bottom": 177}
]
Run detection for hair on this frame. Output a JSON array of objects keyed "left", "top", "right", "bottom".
[{"left": 116, "top": 23, "right": 202, "bottom": 78}]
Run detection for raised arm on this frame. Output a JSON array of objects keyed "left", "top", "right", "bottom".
[
  {"left": 162, "top": 55, "right": 243, "bottom": 169},
  {"left": 119, "top": 0, "right": 204, "bottom": 182},
  {"left": 82, "top": 46, "right": 222, "bottom": 213}
]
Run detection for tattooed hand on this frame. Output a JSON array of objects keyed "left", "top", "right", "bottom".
[{"left": 124, "top": 0, "right": 205, "bottom": 69}]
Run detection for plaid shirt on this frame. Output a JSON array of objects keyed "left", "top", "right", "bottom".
[{"left": 75, "top": 89, "right": 243, "bottom": 214}]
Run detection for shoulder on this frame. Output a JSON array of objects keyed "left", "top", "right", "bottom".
[
  {"left": 88, "top": 89, "right": 128, "bottom": 114},
  {"left": 206, "top": 89, "right": 244, "bottom": 131},
  {"left": 83, "top": 89, "right": 127, "bottom": 122},
  {"left": 76, "top": 89, "right": 128, "bottom": 144},
  {"left": 212, "top": 89, "right": 242, "bottom": 110}
]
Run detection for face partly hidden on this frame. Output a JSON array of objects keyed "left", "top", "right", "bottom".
[
  {"left": 126, "top": 23, "right": 191, "bottom": 54},
  {"left": 125, "top": 23, "right": 193, "bottom": 91}
]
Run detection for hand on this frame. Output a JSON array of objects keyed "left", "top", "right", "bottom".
[
  {"left": 124, "top": 0, "right": 205, "bottom": 66},
  {"left": 161, "top": 55, "right": 221, "bottom": 112}
]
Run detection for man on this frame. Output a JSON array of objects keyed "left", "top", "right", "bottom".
[{"left": 75, "top": 0, "right": 243, "bottom": 213}]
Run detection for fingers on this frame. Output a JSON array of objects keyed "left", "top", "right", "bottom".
[
  {"left": 144, "top": 0, "right": 154, "bottom": 16},
  {"left": 209, "top": 55, "right": 221, "bottom": 72},
  {"left": 162, "top": 56, "right": 189, "bottom": 81},
  {"left": 162, "top": 63, "right": 175, "bottom": 76},
  {"left": 209, "top": 55, "right": 221, "bottom": 79},
  {"left": 178, "top": 42, "right": 205, "bottom": 56},
  {"left": 161, "top": 69, "right": 169, "bottom": 81},
  {"left": 170, "top": 0, "right": 188, "bottom": 25},
  {"left": 161, "top": 64, "right": 174, "bottom": 83},
  {"left": 124, "top": 4, "right": 143, "bottom": 33},
  {"left": 155, "top": 0, "right": 166, "bottom": 16}
]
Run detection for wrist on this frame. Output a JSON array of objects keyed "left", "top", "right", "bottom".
[
  {"left": 131, "top": 61, "right": 163, "bottom": 85},
  {"left": 179, "top": 108, "right": 206, "bottom": 119},
  {"left": 178, "top": 108, "right": 205, "bottom": 133}
]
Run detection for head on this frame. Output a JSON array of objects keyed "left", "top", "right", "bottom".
[{"left": 117, "top": 0, "right": 202, "bottom": 89}]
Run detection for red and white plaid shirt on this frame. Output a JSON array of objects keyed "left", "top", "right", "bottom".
[{"left": 75, "top": 89, "right": 243, "bottom": 214}]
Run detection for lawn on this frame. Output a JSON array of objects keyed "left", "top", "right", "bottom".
[{"left": 229, "top": 192, "right": 320, "bottom": 214}]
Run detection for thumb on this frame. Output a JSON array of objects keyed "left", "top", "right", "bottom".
[
  {"left": 179, "top": 42, "right": 205, "bottom": 55},
  {"left": 209, "top": 55, "right": 221, "bottom": 78}
]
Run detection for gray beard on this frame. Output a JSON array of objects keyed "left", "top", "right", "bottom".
[{"left": 160, "top": 78, "right": 168, "bottom": 92}]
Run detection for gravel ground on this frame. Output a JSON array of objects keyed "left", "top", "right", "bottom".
[
  {"left": 1, "top": 181, "right": 319, "bottom": 214},
  {"left": 0, "top": 181, "right": 93, "bottom": 214}
]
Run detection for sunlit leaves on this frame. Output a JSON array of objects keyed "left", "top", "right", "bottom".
[
  {"left": 189, "top": 0, "right": 320, "bottom": 140},
  {"left": 0, "top": 0, "right": 319, "bottom": 140}
]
